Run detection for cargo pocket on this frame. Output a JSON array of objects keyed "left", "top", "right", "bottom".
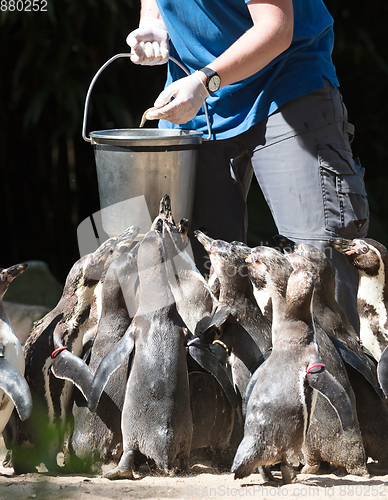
[{"left": 318, "top": 145, "right": 369, "bottom": 238}]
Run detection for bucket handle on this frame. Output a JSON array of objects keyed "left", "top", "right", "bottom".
[{"left": 82, "top": 53, "right": 212, "bottom": 143}]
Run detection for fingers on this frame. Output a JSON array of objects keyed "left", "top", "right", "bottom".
[
  {"left": 154, "top": 83, "right": 179, "bottom": 108},
  {"left": 129, "top": 41, "right": 168, "bottom": 65},
  {"left": 147, "top": 100, "right": 197, "bottom": 124},
  {"left": 148, "top": 74, "right": 208, "bottom": 124},
  {"left": 126, "top": 31, "right": 139, "bottom": 51}
]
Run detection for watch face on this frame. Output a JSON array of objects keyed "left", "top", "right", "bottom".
[{"left": 209, "top": 75, "right": 221, "bottom": 93}]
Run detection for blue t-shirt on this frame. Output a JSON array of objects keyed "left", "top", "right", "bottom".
[{"left": 156, "top": 0, "right": 339, "bottom": 140}]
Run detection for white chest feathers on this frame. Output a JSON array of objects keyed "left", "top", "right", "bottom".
[{"left": 358, "top": 252, "right": 388, "bottom": 360}]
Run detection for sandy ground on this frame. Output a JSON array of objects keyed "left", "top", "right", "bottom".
[{"left": 0, "top": 438, "right": 387, "bottom": 500}]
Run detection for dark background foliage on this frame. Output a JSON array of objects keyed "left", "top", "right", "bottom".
[{"left": 1, "top": 0, "right": 387, "bottom": 284}]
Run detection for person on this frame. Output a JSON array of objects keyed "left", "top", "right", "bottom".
[{"left": 126, "top": 0, "right": 369, "bottom": 335}]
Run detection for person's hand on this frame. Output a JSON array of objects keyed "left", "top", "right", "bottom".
[
  {"left": 126, "top": 17, "right": 169, "bottom": 65},
  {"left": 145, "top": 72, "right": 209, "bottom": 124}
]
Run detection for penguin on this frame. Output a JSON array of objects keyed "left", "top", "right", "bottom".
[
  {"left": 97, "top": 230, "right": 193, "bottom": 480},
  {"left": 8, "top": 236, "right": 118, "bottom": 474},
  {"left": 245, "top": 246, "right": 368, "bottom": 477},
  {"left": 232, "top": 267, "right": 356, "bottom": 484},
  {"left": 193, "top": 231, "right": 274, "bottom": 456},
  {"left": 0, "top": 264, "right": 32, "bottom": 434},
  {"left": 329, "top": 237, "right": 388, "bottom": 361},
  {"left": 329, "top": 237, "right": 388, "bottom": 407},
  {"left": 275, "top": 236, "right": 379, "bottom": 370},
  {"left": 287, "top": 248, "right": 388, "bottom": 468},
  {"left": 194, "top": 231, "right": 272, "bottom": 397},
  {"left": 67, "top": 241, "right": 139, "bottom": 473},
  {"left": 286, "top": 244, "right": 376, "bottom": 370},
  {"left": 51, "top": 226, "right": 140, "bottom": 473}
]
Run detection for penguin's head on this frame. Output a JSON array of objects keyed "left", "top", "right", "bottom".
[
  {"left": 246, "top": 246, "right": 292, "bottom": 293},
  {"left": 194, "top": 230, "right": 227, "bottom": 275},
  {"left": 329, "top": 237, "right": 387, "bottom": 277},
  {"left": 0, "top": 263, "right": 28, "bottom": 298},
  {"left": 84, "top": 236, "right": 119, "bottom": 282},
  {"left": 287, "top": 252, "right": 319, "bottom": 280},
  {"left": 117, "top": 225, "right": 140, "bottom": 245},
  {"left": 292, "top": 243, "right": 334, "bottom": 284},
  {"left": 194, "top": 230, "right": 251, "bottom": 280}
]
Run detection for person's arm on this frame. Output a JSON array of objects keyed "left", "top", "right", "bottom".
[
  {"left": 139, "top": 0, "right": 162, "bottom": 20},
  {"left": 148, "top": 0, "right": 294, "bottom": 124},
  {"left": 198, "top": 0, "right": 293, "bottom": 88}
]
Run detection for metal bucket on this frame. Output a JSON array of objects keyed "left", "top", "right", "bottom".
[{"left": 82, "top": 54, "right": 203, "bottom": 237}]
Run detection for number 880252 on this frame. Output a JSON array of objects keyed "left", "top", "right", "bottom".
[{"left": 1, "top": 0, "right": 47, "bottom": 11}]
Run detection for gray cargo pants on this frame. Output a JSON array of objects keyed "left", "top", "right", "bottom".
[{"left": 190, "top": 79, "right": 369, "bottom": 335}]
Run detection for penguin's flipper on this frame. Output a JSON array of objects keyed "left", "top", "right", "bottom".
[
  {"left": 82, "top": 339, "right": 93, "bottom": 364},
  {"left": 329, "top": 334, "right": 385, "bottom": 400},
  {"left": 51, "top": 349, "right": 93, "bottom": 400},
  {"left": 0, "top": 358, "right": 32, "bottom": 421},
  {"left": 242, "top": 353, "right": 270, "bottom": 417},
  {"left": 208, "top": 304, "right": 231, "bottom": 328},
  {"left": 377, "top": 345, "right": 388, "bottom": 398},
  {"left": 188, "top": 344, "right": 239, "bottom": 409},
  {"left": 195, "top": 304, "right": 231, "bottom": 336},
  {"left": 306, "top": 365, "right": 355, "bottom": 431},
  {"left": 361, "top": 346, "right": 378, "bottom": 368},
  {"left": 88, "top": 324, "right": 135, "bottom": 412}
]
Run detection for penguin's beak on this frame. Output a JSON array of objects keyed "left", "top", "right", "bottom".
[
  {"left": 328, "top": 238, "right": 354, "bottom": 253},
  {"left": 273, "top": 234, "right": 295, "bottom": 253},
  {"left": 178, "top": 218, "right": 189, "bottom": 237},
  {"left": 117, "top": 224, "right": 140, "bottom": 243},
  {"left": 5, "top": 263, "right": 28, "bottom": 279},
  {"left": 247, "top": 247, "right": 262, "bottom": 264},
  {"left": 159, "top": 194, "right": 172, "bottom": 218},
  {"left": 194, "top": 230, "right": 214, "bottom": 251},
  {"left": 94, "top": 236, "right": 117, "bottom": 257}
]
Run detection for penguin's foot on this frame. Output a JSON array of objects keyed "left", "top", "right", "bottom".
[
  {"left": 2, "top": 450, "right": 13, "bottom": 468},
  {"left": 301, "top": 463, "right": 320, "bottom": 474},
  {"left": 104, "top": 450, "right": 136, "bottom": 479},
  {"left": 345, "top": 464, "right": 370, "bottom": 478},
  {"left": 174, "top": 456, "right": 189, "bottom": 475},
  {"left": 259, "top": 466, "right": 280, "bottom": 484},
  {"left": 168, "top": 467, "right": 178, "bottom": 477},
  {"left": 281, "top": 463, "right": 297, "bottom": 484},
  {"left": 103, "top": 466, "right": 134, "bottom": 480}
]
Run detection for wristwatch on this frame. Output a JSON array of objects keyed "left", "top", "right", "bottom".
[{"left": 199, "top": 67, "right": 221, "bottom": 94}]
